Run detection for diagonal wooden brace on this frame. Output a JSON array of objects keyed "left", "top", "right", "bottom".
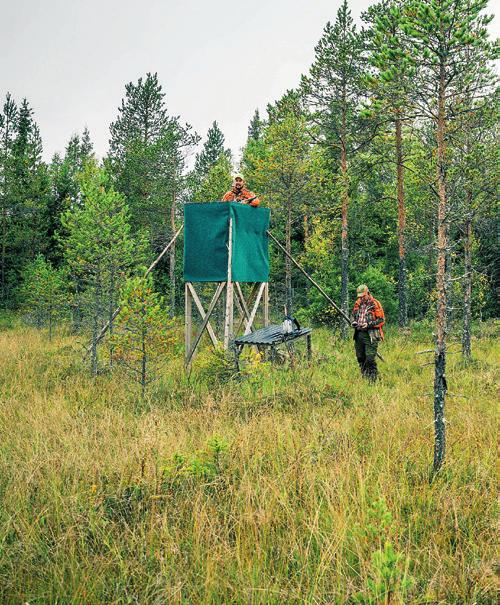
[
  {"left": 185, "top": 282, "right": 226, "bottom": 369},
  {"left": 187, "top": 283, "right": 219, "bottom": 347}
]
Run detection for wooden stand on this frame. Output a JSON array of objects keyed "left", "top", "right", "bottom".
[{"left": 185, "top": 217, "right": 270, "bottom": 370}]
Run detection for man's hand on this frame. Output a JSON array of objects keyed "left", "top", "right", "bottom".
[{"left": 358, "top": 321, "right": 368, "bottom": 329}]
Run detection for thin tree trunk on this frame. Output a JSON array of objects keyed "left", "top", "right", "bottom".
[
  {"left": 433, "top": 59, "right": 448, "bottom": 474},
  {"left": 340, "top": 106, "right": 349, "bottom": 339},
  {"left": 462, "top": 214, "right": 472, "bottom": 359},
  {"left": 1, "top": 205, "right": 6, "bottom": 308},
  {"left": 108, "top": 269, "right": 115, "bottom": 367},
  {"left": 91, "top": 269, "right": 102, "bottom": 377},
  {"left": 395, "top": 117, "right": 408, "bottom": 327},
  {"left": 141, "top": 298, "right": 147, "bottom": 398},
  {"left": 169, "top": 188, "right": 176, "bottom": 316},
  {"left": 285, "top": 196, "right": 292, "bottom": 314},
  {"left": 48, "top": 304, "right": 53, "bottom": 341},
  {"left": 72, "top": 277, "right": 82, "bottom": 333}
]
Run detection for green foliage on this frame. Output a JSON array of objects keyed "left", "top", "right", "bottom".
[
  {"left": 356, "top": 266, "right": 396, "bottom": 321},
  {"left": 111, "top": 275, "right": 175, "bottom": 397},
  {"left": 353, "top": 498, "right": 413, "bottom": 603},
  {"left": 19, "top": 255, "right": 67, "bottom": 338},
  {"left": 163, "top": 435, "right": 230, "bottom": 482},
  {"left": 191, "top": 153, "right": 232, "bottom": 202},
  {"left": 107, "top": 72, "right": 198, "bottom": 245}
]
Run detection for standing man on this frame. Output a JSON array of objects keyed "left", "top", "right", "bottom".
[
  {"left": 351, "top": 284, "right": 385, "bottom": 381},
  {"left": 222, "top": 173, "right": 260, "bottom": 206}
]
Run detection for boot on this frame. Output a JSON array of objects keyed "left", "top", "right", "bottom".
[
  {"left": 357, "top": 359, "right": 366, "bottom": 378},
  {"left": 365, "top": 360, "right": 378, "bottom": 383}
]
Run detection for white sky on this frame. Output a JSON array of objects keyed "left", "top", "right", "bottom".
[{"left": 0, "top": 0, "right": 497, "bottom": 164}]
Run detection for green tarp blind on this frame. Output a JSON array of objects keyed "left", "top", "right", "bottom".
[{"left": 183, "top": 202, "right": 270, "bottom": 282}]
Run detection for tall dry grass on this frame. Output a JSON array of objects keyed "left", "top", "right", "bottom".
[{"left": 0, "top": 321, "right": 497, "bottom": 604}]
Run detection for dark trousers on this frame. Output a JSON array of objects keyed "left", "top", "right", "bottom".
[{"left": 354, "top": 330, "right": 378, "bottom": 380}]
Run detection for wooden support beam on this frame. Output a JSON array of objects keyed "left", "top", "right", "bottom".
[
  {"left": 267, "top": 230, "right": 351, "bottom": 324},
  {"left": 234, "top": 282, "right": 260, "bottom": 335},
  {"left": 223, "top": 217, "right": 234, "bottom": 349},
  {"left": 185, "top": 282, "right": 192, "bottom": 367},
  {"left": 187, "top": 283, "right": 219, "bottom": 347},
  {"left": 87, "top": 225, "right": 184, "bottom": 354},
  {"left": 234, "top": 283, "right": 252, "bottom": 330},
  {"left": 244, "top": 282, "right": 266, "bottom": 335},
  {"left": 186, "top": 282, "right": 226, "bottom": 369},
  {"left": 264, "top": 282, "right": 269, "bottom": 327}
]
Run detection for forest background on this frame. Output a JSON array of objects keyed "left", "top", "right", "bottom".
[{"left": 0, "top": 0, "right": 498, "bottom": 600}]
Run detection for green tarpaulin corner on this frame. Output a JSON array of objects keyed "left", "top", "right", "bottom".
[{"left": 183, "top": 202, "right": 270, "bottom": 282}]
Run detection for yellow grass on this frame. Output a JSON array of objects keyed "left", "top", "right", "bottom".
[{"left": 0, "top": 321, "right": 497, "bottom": 604}]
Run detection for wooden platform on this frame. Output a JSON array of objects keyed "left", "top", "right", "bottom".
[{"left": 233, "top": 325, "right": 312, "bottom": 369}]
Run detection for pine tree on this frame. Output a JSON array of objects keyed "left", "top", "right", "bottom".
[
  {"left": 193, "top": 121, "right": 231, "bottom": 180},
  {"left": 301, "top": 0, "right": 368, "bottom": 337},
  {"left": 111, "top": 276, "right": 175, "bottom": 398},
  {"left": 363, "top": 0, "right": 418, "bottom": 327},
  {"left": 61, "top": 162, "right": 146, "bottom": 374},
  {"left": 400, "top": 0, "right": 495, "bottom": 472},
  {"left": 20, "top": 254, "right": 67, "bottom": 339},
  {"left": 108, "top": 73, "right": 198, "bottom": 248},
  {"left": 192, "top": 154, "right": 232, "bottom": 202},
  {"left": 248, "top": 112, "right": 315, "bottom": 313},
  {"left": 0, "top": 93, "right": 18, "bottom": 308},
  {"left": 247, "top": 109, "right": 264, "bottom": 141}
]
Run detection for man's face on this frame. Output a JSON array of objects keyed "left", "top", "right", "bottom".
[
  {"left": 360, "top": 290, "right": 369, "bottom": 300},
  {"left": 234, "top": 177, "right": 244, "bottom": 190}
]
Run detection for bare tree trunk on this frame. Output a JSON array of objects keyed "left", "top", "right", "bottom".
[
  {"left": 72, "top": 277, "right": 83, "bottom": 333},
  {"left": 48, "top": 304, "right": 53, "bottom": 341},
  {"left": 141, "top": 299, "right": 147, "bottom": 398},
  {"left": 340, "top": 124, "right": 349, "bottom": 340},
  {"left": 395, "top": 117, "right": 408, "bottom": 328},
  {"left": 433, "top": 61, "right": 448, "bottom": 474},
  {"left": 1, "top": 205, "right": 6, "bottom": 309},
  {"left": 108, "top": 270, "right": 115, "bottom": 367},
  {"left": 169, "top": 188, "right": 176, "bottom": 316},
  {"left": 91, "top": 269, "right": 102, "bottom": 377},
  {"left": 462, "top": 214, "right": 472, "bottom": 359},
  {"left": 285, "top": 196, "right": 292, "bottom": 314}
]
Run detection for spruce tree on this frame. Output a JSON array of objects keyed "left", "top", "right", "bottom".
[
  {"left": 247, "top": 109, "right": 264, "bottom": 141},
  {"left": 193, "top": 121, "right": 231, "bottom": 179},
  {"left": 3, "top": 97, "right": 50, "bottom": 307},
  {"left": 192, "top": 154, "right": 232, "bottom": 202}
]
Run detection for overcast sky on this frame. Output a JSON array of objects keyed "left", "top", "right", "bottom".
[{"left": 1, "top": 0, "right": 497, "bottom": 164}]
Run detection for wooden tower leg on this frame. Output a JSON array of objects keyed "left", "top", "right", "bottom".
[
  {"left": 264, "top": 282, "right": 269, "bottom": 327},
  {"left": 224, "top": 217, "right": 234, "bottom": 349},
  {"left": 185, "top": 282, "right": 192, "bottom": 367}
]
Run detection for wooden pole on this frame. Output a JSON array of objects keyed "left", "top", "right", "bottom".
[
  {"left": 268, "top": 230, "right": 385, "bottom": 362},
  {"left": 187, "top": 282, "right": 219, "bottom": 347},
  {"left": 186, "top": 282, "right": 226, "bottom": 369},
  {"left": 223, "top": 217, "right": 234, "bottom": 349},
  {"left": 185, "top": 282, "right": 192, "bottom": 367},
  {"left": 86, "top": 225, "right": 184, "bottom": 354},
  {"left": 267, "top": 230, "right": 350, "bottom": 324},
  {"left": 264, "top": 282, "right": 269, "bottom": 327}
]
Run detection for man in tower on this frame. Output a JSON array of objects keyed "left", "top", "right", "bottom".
[
  {"left": 351, "top": 284, "right": 385, "bottom": 382},
  {"left": 222, "top": 174, "right": 260, "bottom": 206}
]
